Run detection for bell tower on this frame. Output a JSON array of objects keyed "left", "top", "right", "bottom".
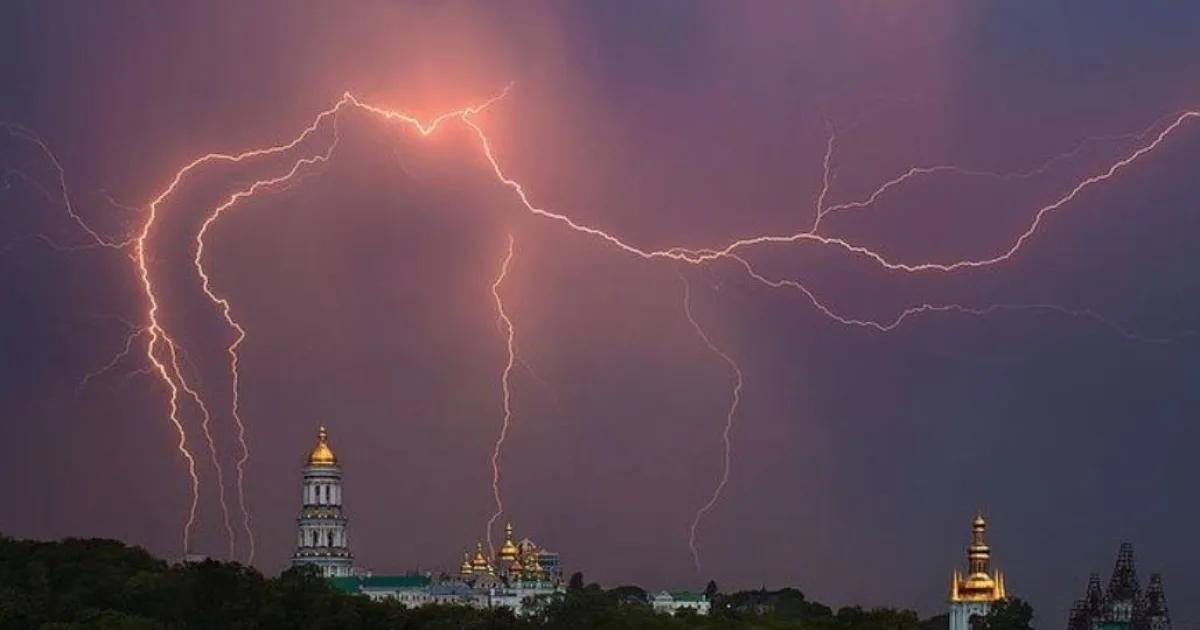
[
  {"left": 290, "top": 426, "right": 354, "bottom": 577},
  {"left": 948, "top": 512, "right": 1007, "bottom": 630}
]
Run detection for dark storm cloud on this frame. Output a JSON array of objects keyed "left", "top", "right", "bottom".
[{"left": 1, "top": 1, "right": 1198, "bottom": 625}]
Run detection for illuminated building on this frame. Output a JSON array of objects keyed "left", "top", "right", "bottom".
[
  {"left": 290, "top": 426, "right": 355, "bottom": 577},
  {"left": 446, "top": 523, "right": 564, "bottom": 613},
  {"left": 947, "top": 512, "right": 1007, "bottom": 630},
  {"left": 332, "top": 526, "right": 564, "bottom": 615},
  {"left": 650, "top": 591, "right": 711, "bottom": 615},
  {"left": 289, "top": 427, "right": 563, "bottom": 612},
  {"left": 1066, "top": 543, "right": 1171, "bottom": 630}
]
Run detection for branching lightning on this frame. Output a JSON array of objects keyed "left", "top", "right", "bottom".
[
  {"left": 6, "top": 74, "right": 1197, "bottom": 569},
  {"left": 679, "top": 271, "right": 745, "bottom": 573},
  {"left": 75, "top": 325, "right": 149, "bottom": 398}
]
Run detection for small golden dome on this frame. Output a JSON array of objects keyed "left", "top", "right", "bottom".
[
  {"left": 471, "top": 542, "right": 490, "bottom": 569},
  {"left": 459, "top": 552, "right": 473, "bottom": 576},
  {"left": 498, "top": 523, "right": 519, "bottom": 560},
  {"left": 307, "top": 426, "right": 337, "bottom": 466},
  {"left": 973, "top": 512, "right": 986, "bottom": 528},
  {"left": 523, "top": 552, "right": 543, "bottom": 574}
]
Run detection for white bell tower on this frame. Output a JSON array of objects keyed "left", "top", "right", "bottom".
[{"left": 290, "top": 426, "right": 354, "bottom": 577}]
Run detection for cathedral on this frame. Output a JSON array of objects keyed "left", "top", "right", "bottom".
[
  {"left": 1066, "top": 543, "right": 1171, "bottom": 630},
  {"left": 947, "top": 512, "right": 1007, "bottom": 630},
  {"left": 289, "top": 427, "right": 565, "bottom": 613}
]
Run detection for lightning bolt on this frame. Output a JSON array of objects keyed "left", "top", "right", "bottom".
[
  {"left": 192, "top": 119, "right": 345, "bottom": 563},
  {"left": 174, "top": 89, "right": 509, "bottom": 560},
  {"left": 725, "top": 254, "right": 1174, "bottom": 342},
  {"left": 486, "top": 233, "right": 518, "bottom": 557},
  {"left": 1, "top": 122, "right": 133, "bottom": 250},
  {"left": 694, "top": 111, "right": 1200, "bottom": 272},
  {"left": 75, "top": 325, "right": 149, "bottom": 398},
  {"left": 679, "top": 271, "right": 745, "bottom": 573},
  {"left": 11, "top": 77, "right": 1195, "bottom": 566}
]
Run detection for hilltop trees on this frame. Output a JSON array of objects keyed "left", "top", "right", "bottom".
[
  {"left": 0, "top": 535, "right": 1034, "bottom": 630},
  {"left": 979, "top": 597, "right": 1035, "bottom": 630}
]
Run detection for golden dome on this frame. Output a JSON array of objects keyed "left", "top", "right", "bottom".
[
  {"left": 307, "top": 426, "right": 337, "bottom": 466},
  {"left": 973, "top": 512, "right": 986, "bottom": 528},
  {"left": 962, "top": 572, "right": 997, "bottom": 593},
  {"left": 523, "top": 552, "right": 543, "bottom": 574},
  {"left": 471, "top": 542, "right": 491, "bottom": 570},
  {"left": 498, "top": 523, "right": 519, "bottom": 560}
]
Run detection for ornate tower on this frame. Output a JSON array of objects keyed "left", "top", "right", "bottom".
[
  {"left": 1064, "top": 543, "right": 1171, "bottom": 630},
  {"left": 1105, "top": 543, "right": 1142, "bottom": 624},
  {"left": 948, "top": 512, "right": 1007, "bottom": 630},
  {"left": 1142, "top": 573, "right": 1170, "bottom": 630},
  {"left": 290, "top": 426, "right": 354, "bottom": 577}
]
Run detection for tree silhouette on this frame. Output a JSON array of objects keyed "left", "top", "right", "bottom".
[{"left": 0, "top": 534, "right": 1030, "bottom": 630}]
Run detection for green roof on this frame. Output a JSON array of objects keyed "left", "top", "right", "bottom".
[
  {"left": 329, "top": 577, "right": 362, "bottom": 593},
  {"left": 670, "top": 591, "right": 705, "bottom": 602},
  {"left": 329, "top": 574, "right": 432, "bottom": 593}
]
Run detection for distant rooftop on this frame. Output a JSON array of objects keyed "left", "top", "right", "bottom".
[{"left": 330, "top": 574, "right": 432, "bottom": 593}]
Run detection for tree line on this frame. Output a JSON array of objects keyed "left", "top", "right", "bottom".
[{"left": 0, "top": 535, "right": 1035, "bottom": 630}]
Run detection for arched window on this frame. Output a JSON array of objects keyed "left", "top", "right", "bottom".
[
  {"left": 310, "top": 531, "right": 318, "bottom": 547},
  {"left": 328, "top": 531, "right": 335, "bottom": 547}
]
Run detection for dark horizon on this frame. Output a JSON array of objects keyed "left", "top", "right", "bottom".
[{"left": 2, "top": 1, "right": 1198, "bottom": 626}]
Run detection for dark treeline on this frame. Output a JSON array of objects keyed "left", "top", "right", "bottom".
[{"left": 0, "top": 536, "right": 1035, "bottom": 630}]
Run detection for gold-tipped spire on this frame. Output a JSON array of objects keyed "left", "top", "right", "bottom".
[
  {"left": 498, "top": 523, "right": 519, "bottom": 561},
  {"left": 307, "top": 426, "right": 337, "bottom": 466},
  {"left": 950, "top": 512, "right": 1005, "bottom": 603},
  {"left": 459, "top": 552, "right": 473, "bottom": 577}
]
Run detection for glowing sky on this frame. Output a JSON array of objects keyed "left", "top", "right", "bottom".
[{"left": 2, "top": 1, "right": 1199, "bottom": 624}]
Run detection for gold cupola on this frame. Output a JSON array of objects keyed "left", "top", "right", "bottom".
[
  {"left": 307, "top": 426, "right": 337, "bottom": 467},
  {"left": 522, "top": 550, "right": 543, "bottom": 579},
  {"left": 459, "top": 552, "right": 473, "bottom": 578},
  {"left": 950, "top": 511, "right": 1006, "bottom": 603},
  {"left": 498, "top": 523, "right": 520, "bottom": 561},
  {"left": 471, "top": 542, "right": 491, "bottom": 571}
]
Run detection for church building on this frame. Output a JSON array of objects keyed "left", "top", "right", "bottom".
[
  {"left": 1066, "top": 543, "right": 1171, "bottom": 630},
  {"left": 288, "top": 426, "right": 566, "bottom": 614},
  {"left": 947, "top": 512, "right": 1007, "bottom": 630},
  {"left": 290, "top": 426, "right": 355, "bottom": 577}
]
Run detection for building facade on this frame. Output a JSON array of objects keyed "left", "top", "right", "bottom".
[
  {"left": 332, "top": 524, "right": 564, "bottom": 615},
  {"left": 290, "top": 426, "right": 355, "bottom": 577},
  {"left": 1066, "top": 543, "right": 1171, "bottom": 630},
  {"left": 330, "top": 524, "right": 564, "bottom": 616},
  {"left": 650, "top": 591, "right": 712, "bottom": 615},
  {"left": 947, "top": 513, "right": 1007, "bottom": 630}
]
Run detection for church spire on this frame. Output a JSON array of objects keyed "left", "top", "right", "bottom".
[
  {"left": 948, "top": 511, "right": 1006, "bottom": 630},
  {"left": 967, "top": 512, "right": 991, "bottom": 576}
]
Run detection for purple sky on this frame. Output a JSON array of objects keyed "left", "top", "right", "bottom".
[{"left": 2, "top": 1, "right": 1199, "bottom": 625}]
